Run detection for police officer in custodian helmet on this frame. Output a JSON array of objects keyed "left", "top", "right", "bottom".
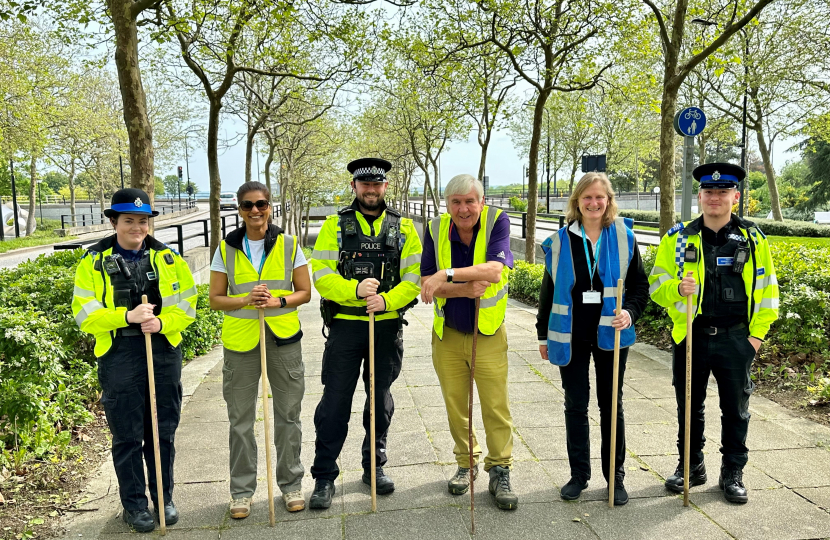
[{"left": 72, "top": 188, "right": 197, "bottom": 532}]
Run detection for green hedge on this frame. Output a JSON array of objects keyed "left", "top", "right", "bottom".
[
  {"left": 616, "top": 209, "right": 830, "bottom": 238},
  {"left": 0, "top": 251, "right": 223, "bottom": 467},
  {"left": 509, "top": 243, "right": 830, "bottom": 362}
]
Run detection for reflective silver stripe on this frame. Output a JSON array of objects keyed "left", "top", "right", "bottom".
[
  {"left": 480, "top": 287, "right": 507, "bottom": 309},
  {"left": 74, "top": 300, "right": 104, "bottom": 326},
  {"left": 547, "top": 330, "right": 570, "bottom": 343},
  {"left": 484, "top": 206, "right": 498, "bottom": 245},
  {"left": 430, "top": 217, "right": 442, "bottom": 268},
  {"left": 599, "top": 315, "right": 615, "bottom": 327},
  {"left": 312, "top": 249, "right": 339, "bottom": 261},
  {"left": 225, "top": 306, "right": 298, "bottom": 319},
  {"left": 435, "top": 303, "right": 444, "bottom": 317},
  {"left": 604, "top": 286, "right": 619, "bottom": 298},
  {"left": 649, "top": 273, "right": 671, "bottom": 294},
  {"left": 226, "top": 245, "right": 240, "bottom": 295},
  {"left": 650, "top": 265, "right": 672, "bottom": 277},
  {"left": 546, "top": 232, "right": 562, "bottom": 287},
  {"left": 162, "top": 293, "right": 181, "bottom": 308},
  {"left": 401, "top": 253, "right": 421, "bottom": 268},
  {"left": 313, "top": 266, "right": 335, "bottom": 283},
  {"left": 674, "top": 301, "right": 687, "bottom": 313},
  {"left": 178, "top": 299, "right": 197, "bottom": 319},
  {"left": 614, "top": 217, "right": 629, "bottom": 282},
  {"left": 759, "top": 297, "right": 779, "bottom": 309},
  {"left": 283, "top": 235, "right": 295, "bottom": 280},
  {"left": 178, "top": 286, "right": 198, "bottom": 299},
  {"left": 231, "top": 279, "right": 293, "bottom": 294},
  {"left": 755, "top": 275, "right": 778, "bottom": 290},
  {"left": 73, "top": 286, "right": 95, "bottom": 298},
  {"left": 551, "top": 303, "right": 569, "bottom": 315},
  {"left": 403, "top": 272, "right": 421, "bottom": 285}
]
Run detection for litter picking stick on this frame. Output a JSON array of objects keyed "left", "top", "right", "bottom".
[
  {"left": 259, "top": 309, "right": 276, "bottom": 526},
  {"left": 369, "top": 311, "right": 377, "bottom": 512},
  {"left": 684, "top": 278, "right": 694, "bottom": 507},
  {"left": 141, "top": 295, "right": 166, "bottom": 536},
  {"left": 469, "top": 297, "right": 481, "bottom": 534},
  {"left": 608, "top": 279, "right": 624, "bottom": 508}
]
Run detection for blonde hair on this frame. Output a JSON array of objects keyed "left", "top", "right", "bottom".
[{"left": 565, "top": 172, "right": 618, "bottom": 228}]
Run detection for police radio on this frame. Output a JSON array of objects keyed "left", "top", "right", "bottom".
[
  {"left": 733, "top": 242, "right": 750, "bottom": 274},
  {"left": 103, "top": 255, "right": 121, "bottom": 277}
]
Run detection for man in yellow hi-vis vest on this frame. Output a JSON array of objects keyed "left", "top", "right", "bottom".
[
  {"left": 72, "top": 188, "right": 197, "bottom": 532},
  {"left": 420, "top": 174, "right": 517, "bottom": 510},
  {"left": 308, "top": 158, "right": 421, "bottom": 509},
  {"left": 650, "top": 163, "right": 779, "bottom": 504}
]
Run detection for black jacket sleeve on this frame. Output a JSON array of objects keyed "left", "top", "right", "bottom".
[
  {"left": 536, "top": 267, "right": 554, "bottom": 342},
  {"left": 622, "top": 239, "right": 650, "bottom": 324}
]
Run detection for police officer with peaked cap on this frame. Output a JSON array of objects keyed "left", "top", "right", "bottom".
[
  {"left": 308, "top": 158, "right": 422, "bottom": 509},
  {"left": 649, "top": 163, "right": 779, "bottom": 504},
  {"left": 72, "top": 188, "right": 198, "bottom": 531}
]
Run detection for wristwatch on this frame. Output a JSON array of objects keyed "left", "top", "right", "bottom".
[
  {"left": 279, "top": 297, "right": 287, "bottom": 308},
  {"left": 446, "top": 268, "right": 455, "bottom": 282}
]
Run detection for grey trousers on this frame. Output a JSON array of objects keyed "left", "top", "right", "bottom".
[{"left": 222, "top": 338, "right": 304, "bottom": 497}]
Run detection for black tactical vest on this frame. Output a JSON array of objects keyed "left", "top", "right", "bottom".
[
  {"left": 109, "top": 251, "right": 162, "bottom": 331},
  {"left": 700, "top": 234, "right": 749, "bottom": 325},
  {"left": 336, "top": 207, "right": 403, "bottom": 294}
]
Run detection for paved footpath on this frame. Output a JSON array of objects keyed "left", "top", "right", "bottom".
[{"left": 56, "top": 286, "right": 830, "bottom": 540}]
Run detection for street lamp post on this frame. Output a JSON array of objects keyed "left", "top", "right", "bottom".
[
  {"left": 653, "top": 186, "right": 660, "bottom": 212},
  {"left": 545, "top": 108, "right": 551, "bottom": 213}
]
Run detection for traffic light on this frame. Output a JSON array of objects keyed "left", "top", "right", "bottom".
[{"left": 177, "top": 166, "right": 183, "bottom": 180}]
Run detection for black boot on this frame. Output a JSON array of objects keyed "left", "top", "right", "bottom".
[
  {"left": 362, "top": 467, "right": 395, "bottom": 495},
  {"left": 122, "top": 508, "right": 155, "bottom": 533},
  {"left": 309, "top": 479, "right": 336, "bottom": 509},
  {"left": 154, "top": 501, "right": 179, "bottom": 526},
  {"left": 665, "top": 462, "right": 707, "bottom": 493},
  {"left": 719, "top": 468, "right": 748, "bottom": 504}
]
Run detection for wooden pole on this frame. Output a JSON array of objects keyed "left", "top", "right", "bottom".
[
  {"left": 608, "top": 279, "right": 624, "bottom": 508},
  {"left": 684, "top": 290, "right": 694, "bottom": 507},
  {"left": 142, "top": 295, "right": 166, "bottom": 536},
  {"left": 369, "top": 311, "right": 377, "bottom": 512},
  {"left": 469, "top": 298, "right": 480, "bottom": 534},
  {"left": 259, "top": 309, "right": 276, "bottom": 526}
]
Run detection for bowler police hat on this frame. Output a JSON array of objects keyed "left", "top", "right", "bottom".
[
  {"left": 693, "top": 162, "right": 746, "bottom": 189},
  {"left": 104, "top": 188, "right": 159, "bottom": 217},
  {"left": 347, "top": 157, "right": 392, "bottom": 182}
]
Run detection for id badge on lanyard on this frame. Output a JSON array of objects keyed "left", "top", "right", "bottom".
[{"left": 581, "top": 225, "right": 602, "bottom": 304}]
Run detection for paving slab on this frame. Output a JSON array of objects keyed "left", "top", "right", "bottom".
[
  {"left": 456, "top": 501, "right": 598, "bottom": 540},
  {"left": 222, "top": 516, "right": 342, "bottom": 539},
  {"left": 642, "top": 453, "right": 782, "bottom": 492},
  {"left": 748, "top": 447, "right": 830, "bottom": 488},
  {"left": 343, "top": 463, "right": 453, "bottom": 513},
  {"left": 344, "top": 507, "right": 468, "bottom": 540}
]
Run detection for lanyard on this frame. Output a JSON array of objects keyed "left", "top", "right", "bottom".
[
  {"left": 581, "top": 224, "right": 601, "bottom": 291},
  {"left": 243, "top": 234, "right": 266, "bottom": 276}
]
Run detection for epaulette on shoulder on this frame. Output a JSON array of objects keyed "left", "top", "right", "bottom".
[
  {"left": 337, "top": 206, "right": 354, "bottom": 215},
  {"left": 386, "top": 206, "right": 401, "bottom": 217},
  {"left": 752, "top": 226, "right": 766, "bottom": 239},
  {"left": 163, "top": 243, "right": 180, "bottom": 257},
  {"left": 82, "top": 249, "right": 98, "bottom": 260},
  {"left": 667, "top": 222, "right": 684, "bottom": 236}
]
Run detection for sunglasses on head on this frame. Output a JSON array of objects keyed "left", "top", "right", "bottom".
[{"left": 239, "top": 199, "right": 270, "bottom": 211}]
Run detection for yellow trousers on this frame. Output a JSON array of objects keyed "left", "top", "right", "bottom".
[{"left": 431, "top": 324, "right": 513, "bottom": 471}]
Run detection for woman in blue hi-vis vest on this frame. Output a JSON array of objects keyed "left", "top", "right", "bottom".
[{"left": 535, "top": 172, "right": 649, "bottom": 505}]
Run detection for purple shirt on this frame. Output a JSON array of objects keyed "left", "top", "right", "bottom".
[{"left": 421, "top": 210, "right": 514, "bottom": 334}]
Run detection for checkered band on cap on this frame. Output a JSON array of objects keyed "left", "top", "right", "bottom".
[{"left": 353, "top": 166, "right": 386, "bottom": 177}]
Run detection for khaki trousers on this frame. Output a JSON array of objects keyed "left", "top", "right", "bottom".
[{"left": 431, "top": 324, "right": 513, "bottom": 471}]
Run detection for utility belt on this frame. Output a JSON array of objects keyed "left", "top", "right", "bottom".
[
  {"left": 692, "top": 321, "right": 747, "bottom": 336},
  {"left": 118, "top": 328, "right": 144, "bottom": 337},
  {"left": 319, "top": 297, "right": 417, "bottom": 338}
]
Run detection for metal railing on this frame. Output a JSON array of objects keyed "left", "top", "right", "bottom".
[{"left": 59, "top": 200, "right": 197, "bottom": 229}]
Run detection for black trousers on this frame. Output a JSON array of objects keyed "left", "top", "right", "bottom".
[
  {"left": 559, "top": 338, "right": 628, "bottom": 482},
  {"left": 311, "top": 318, "right": 403, "bottom": 481},
  {"left": 97, "top": 334, "right": 183, "bottom": 511},
  {"left": 672, "top": 325, "right": 756, "bottom": 470}
]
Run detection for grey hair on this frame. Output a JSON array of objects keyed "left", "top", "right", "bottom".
[{"left": 444, "top": 174, "right": 484, "bottom": 201}]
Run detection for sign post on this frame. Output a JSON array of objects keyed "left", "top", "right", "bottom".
[{"left": 674, "top": 107, "right": 707, "bottom": 221}]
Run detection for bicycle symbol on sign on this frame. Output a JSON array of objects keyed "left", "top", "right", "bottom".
[{"left": 684, "top": 109, "right": 702, "bottom": 120}]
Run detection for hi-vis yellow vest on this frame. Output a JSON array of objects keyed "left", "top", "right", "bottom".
[
  {"left": 430, "top": 206, "right": 509, "bottom": 339},
  {"left": 220, "top": 234, "right": 300, "bottom": 351}
]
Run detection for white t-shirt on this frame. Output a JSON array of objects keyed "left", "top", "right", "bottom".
[{"left": 210, "top": 237, "right": 308, "bottom": 274}]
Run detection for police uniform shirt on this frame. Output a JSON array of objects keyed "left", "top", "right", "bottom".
[{"left": 696, "top": 215, "right": 750, "bottom": 329}]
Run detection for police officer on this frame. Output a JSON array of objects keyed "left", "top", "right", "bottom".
[
  {"left": 72, "top": 188, "right": 198, "bottom": 531},
  {"left": 649, "top": 163, "right": 779, "bottom": 504},
  {"left": 308, "top": 157, "right": 422, "bottom": 509}
]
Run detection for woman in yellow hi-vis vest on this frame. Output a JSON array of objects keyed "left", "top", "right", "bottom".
[{"left": 209, "top": 182, "right": 311, "bottom": 517}]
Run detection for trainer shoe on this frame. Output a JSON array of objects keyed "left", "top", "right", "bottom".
[
  {"left": 283, "top": 490, "right": 305, "bottom": 512},
  {"left": 309, "top": 479, "right": 335, "bottom": 509},
  {"left": 665, "top": 462, "right": 707, "bottom": 493},
  {"left": 488, "top": 465, "right": 518, "bottom": 510},
  {"left": 611, "top": 475, "right": 629, "bottom": 506},
  {"left": 448, "top": 465, "right": 479, "bottom": 495},
  {"left": 229, "top": 497, "right": 252, "bottom": 519},
  {"left": 560, "top": 476, "right": 589, "bottom": 500},
  {"left": 362, "top": 467, "right": 395, "bottom": 495}
]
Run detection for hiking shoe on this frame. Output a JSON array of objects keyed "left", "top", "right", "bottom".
[
  {"left": 719, "top": 468, "right": 748, "bottom": 504},
  {"left": 665, "top": 462, "right": 707, "bottom": 494},
  {"left": 560, "top": 476, "right": 589, "bottom": 500},
  {"left": 229, "top": 497, "right": 252, "bottom": 519},
  {"left": 611, "top": 476, "right": 629, "bottom": 506},
  {"left": 488, "top": 465, "right": 518, "bottom": 510},
  {"left": 448, "top": 465, "right": 479, "bottom": 495},
  {"left": 123, "top": 507, "right": 154, "bottom": 533},
  {"left": 362, "top": 467, "right": 395, "bottom": 495},
  {"left": 283, "top": 490, "right": 305, "bottom": 512},
  {"left": 309, "top": 479, "right": 335, "bottom": 509}
]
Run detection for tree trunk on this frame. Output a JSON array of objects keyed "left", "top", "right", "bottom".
[
  {"left": 26, "top": 155, "right": 36, "bottom": 235},
  {"left": 208, "top": 98, "right": 223, "bottom": 257},
  {"left": 263, "top": 141, "right": 275, "bottom": 199},
  {"left": 430, "top": 158, "right": 441, "bottom": 210},
  {"left": 478, "top": 129, "right": 491, "bottom": 188},
  {"left": 107, "top": 0, "right": 154, "bottom": 200},
  {"left": 280, "top": 162, "right": 289, "bottom": 230},
  {"left": 569, "top": 157, "right": 578, "bottom": 194},
  {"left": 525, "top": 91, "right": 551, "bottom": 263},
  {"left": 658, "top": 82, "right": 680, "bottom": 235},
  {"left": 755, "top": 126, "right": 782, "bottom": 220},
  {"left": 69, "top": 159, "right": 76, "bottom": 224},
  {"left": 421, "top": 176, "right": 428, "bottom": 220},
  {"left": 304, "top": 201, "right": 310, "bottom": 246}
]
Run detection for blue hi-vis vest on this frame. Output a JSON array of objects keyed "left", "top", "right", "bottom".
[{"left": 541, "top": 217, "right": 636, "bottom": 366}]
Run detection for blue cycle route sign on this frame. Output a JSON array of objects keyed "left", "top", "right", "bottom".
[{"left": 673, "top": 107, "right": 707, "bottom": 137}]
